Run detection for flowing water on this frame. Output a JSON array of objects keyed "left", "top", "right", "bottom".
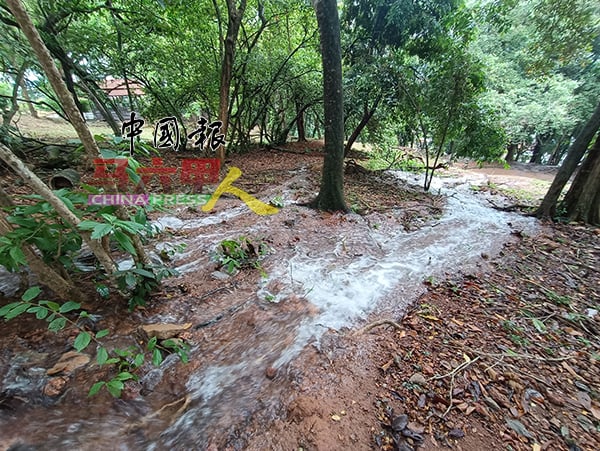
[{"left": 0, "top": 170, "right": 537, "bottom": 450}]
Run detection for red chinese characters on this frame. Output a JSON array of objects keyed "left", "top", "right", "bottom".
[{"left": 92, "top": 158, "right": 220, "bottom": 191}]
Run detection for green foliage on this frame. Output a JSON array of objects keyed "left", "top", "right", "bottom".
[
  {"left": 0, "top": 285, "right": 189, "bottom": 399},
  {"left": 215, "top": 236, "right": 270, "bottom": 275},
  {"left": 114, "top": 264, "right": 178, "bottom": 310}
]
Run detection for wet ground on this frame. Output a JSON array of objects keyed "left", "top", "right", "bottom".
[{"left": 1, "top": 146, "right": 586, "bottom": 450}]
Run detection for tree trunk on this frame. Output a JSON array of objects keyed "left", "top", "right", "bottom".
[
  {"left": 310, "top": 0, "right": 348, "bottom": 212},
  {"left": 19, "top": 79, "right": 38, "bottom": 118},
  {"left": 2, "top": 63, "right": 26, "bottom": 128},
  {"left": 561, "top": 133, "right": 600, "bottom": 224},
  {"left": 6, "top": 0, "right": 100, "bottom": 162},
  {"left": 77, "top": 80, "right": 121, "bottom": 136},
  {"left": 0, "top": 212, "right": 83, "bottom": 301},
  {"left": 536, "top": 99, "right": 600, "bottom": 219},
  {"left": 296, "top": 100, "right": 307, "bottom": 142},
  {"left": 217, "top": 0, "right": 246, "bottom": 161},
  {"left": 344, "top": 95, "right": 381, "bottom": 157},
  {"left": 505, "top": 142, "right": 517, "bottom": 163},
  {"left": 7, "top": 0, "right": 149, "bottom": 266},
  {"left": 0, "top": 143, "right": 117, "bottom": 275}
]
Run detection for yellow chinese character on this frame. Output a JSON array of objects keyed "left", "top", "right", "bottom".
[{"left": 202, "top": 167, "right": 279, "bottom": 215}]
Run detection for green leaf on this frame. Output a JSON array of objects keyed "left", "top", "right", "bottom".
[
  {"left": 532, "top": 318, "right": 546, "bottom": 333},
  {"left": 78, "top": 220, "right": 100, "bottom": 231},
  {"left": 96, "top": 284, "right": 110, "bottom": 298},
  {"left": 8, "top": 246, "right": 27, "bottom": 267},
  {"left": 95, "top": 329, "right": 110, "bottom": 339},
  {"left": 35, "top": 307, "right": 49, "bottom": 319},
  {"left": 147, "top": 336, "right": 158, "bottom": 351},
  {"left": 48, "top": 317, "right": 67, "bottom": 332},
  {"left": 4, "top": 303, "right": 30, "bottom": 320},
  {"left": 131, "top": 268, "right": 155, "bottom": 279},
  {"left": 40, "top": 300, "right": 60, "bottom": 311},
  {"left": 152, "top": 348, "right": 163, "bottom": 366},
  {"left": 59, "top": 301, "right": 81, "bottom": 313},
  {"left": 88, "top": 381, "right": 105, "bottom": 396},
  {"left": 90, "top": 223, "right": 114, "bottom": 240},
  {"left": 133, "top": 353, "right": 144, "bottom": 367},
  {"left": 96, "top": 347, "right": 109, "bottom": 365},
  {"left": 74, "top": 331, "right": 92, "bottom": 352},
  {"left": 116, "top": 371, "right": 135, "bottom": 381},
  {"left": 0, "top": 302, "right": 21, "bottom": 317},
  {"left": 22, "top": 286, "right": 41, "bottom": 302},
  {"left": 106, "top": 380, "right": 124, "bottom": 397},
  {"left": 113, "top": 230, "right": 136, "bottom": 255}
]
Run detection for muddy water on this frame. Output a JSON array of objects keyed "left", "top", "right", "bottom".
[{"left": 0, "top": 171, "right": 537, "bottom": 450}]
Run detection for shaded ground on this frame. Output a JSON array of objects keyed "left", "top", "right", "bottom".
[{"left": 0, "top": 122, "right": 598, "bottom": 450}]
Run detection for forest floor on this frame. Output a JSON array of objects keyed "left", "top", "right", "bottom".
[{"left": 0, "top": 116, "right": 598, "bottom": 451}]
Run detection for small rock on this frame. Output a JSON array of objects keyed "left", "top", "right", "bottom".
[
  {"left": 211, "top": 270, "right": 231, "bottom": 280},
  {"left": 265, "top": 367, "right": 277, "bottom": 379},
  {"left": 141, "top": 323, "right": 192, "bottom": 340},
  {"left": 47, "top": 351, "right": 90, "bottom": 375},
  {"left": 409, "top": 372, "right": 427, "bottom": 385},
  {"left": 448, "top": 428, "right": 465, "bottom": 439},
  {"left": 392, "top": 414, "right": 408, "bottom": 432},
  {"left": 43, "top": 376, "right": 68, "bottom": 397}
]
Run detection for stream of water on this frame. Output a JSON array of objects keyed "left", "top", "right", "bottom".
[{"left": 0, "top": 170, "right": 537, "bottom": 450}]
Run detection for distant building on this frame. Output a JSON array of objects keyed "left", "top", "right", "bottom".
[{"left": 98, "top": 77, "right": 144, "bottom": 98}]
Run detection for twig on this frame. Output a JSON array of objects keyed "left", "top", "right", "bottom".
[
  {"left": 429, "top": 356, "right": 480, "bottom": 417},
  {"left": 354, "top": 319, "right": 403, "bottom": 335}
]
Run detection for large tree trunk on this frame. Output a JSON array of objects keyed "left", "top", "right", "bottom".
[
  {"left": 310, "top": 0, "right": 348, "bottom": 212},
  {"left": 217, "top": 0, "right": 246, "bottom": 161},
  {"left": 561, "top": 133, "right": 600, "bottom": 224},
  {"left": 536, "top": 99, "right": 600, "bottom": 219}
]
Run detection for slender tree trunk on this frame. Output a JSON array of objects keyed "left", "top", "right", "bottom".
[
  {"left": 537, "top": 99, "right": 600, "bottom": 219},
  {"left": 344, "top": 95, "right": 381, "bottom": 157},
  {"left": 77, "top": 81, "right": 121, "bottom": 136},
  {"left": 217, "top": 0, "right": 247, "bottom": 161},
  {"left": 310, "top": 0, "right": 348, "bottom": 212},
  {"left": 0, "top": 212, "right": 83, "bottom": 301},
  {"left": 2, "top": 63, "right": 26, "bottom": 128},
  {"left": 7, "top": 0, "right": 149, "bottom": 266},
  {"left": 561, "top": 133, "right": 600, "bottom": 224},
  {"left": 19, "top": 79, "right": 38, "bottom": 118},
  {"left": 0, "top": 143, "right": 117, "bottom": 274},
  {"left": 296, "top": 100, "right": 307, "bottom": 142},
  {"left": 505, "top": 143, "right": 517, "bottom": 163}
]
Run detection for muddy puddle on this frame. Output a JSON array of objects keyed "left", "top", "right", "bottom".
[{"left": 0, "top": 169, "right": 537, "bottom": 450}]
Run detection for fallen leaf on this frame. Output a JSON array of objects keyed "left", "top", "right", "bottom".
[
  {"left": 505, "top": 418, "right": 535, "bottom": 440},
  {"left": 532, "top": 444, "right": 541, "bottom": 451},
  {"left": 419, "top": 314, "right": 440, "bottom": 322},
  {"left": 331, "top": 414, "right": 341, "bottom": 422},
  {"left": 576, "top": 391, "right": 592, "bottom": 410},
  {"left": 590, "top": 406, "right": 600, "bottom": 420},
  {"left": 564, "top": 327, "right": 584, "bottom": 337},
  {"left": 451, "top": 318, "right": 464, "bottom": 326}
]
